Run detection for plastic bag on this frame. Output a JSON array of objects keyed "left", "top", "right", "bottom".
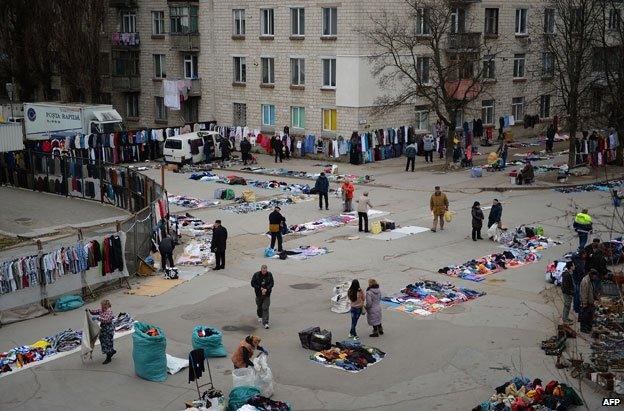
[
  {"left": 264, "top": 247, "right": 275, "bottom": 257},
  {"left": 444, "top": 210, "right": 453, "bottom": 222},
  {"left": 55, "top": 295, "right": 84, "bottom": 311},
  {"left": 370, "top": 221, "right": 382, "bottom": 234},
  {"left": 191, "top": 325, "right": 227, "bottom": 357},
  {"left": 227, "top": 386, "right": 261, "bottom": 411},
  {"left": 330, "top": 282, "right": 350, "bottom": 314},
  {"left": 242, "top": 190, "right": 256, "bottom": 203},
  {"left": 536, "top": 226, "right": 544, "bottom": 236},
  {"left": 232, "top": 367, "right": 257, "bottom": 389},
  {"left": 253, "top": 352, "right": 274, "bottom": 397},
  {"left": 487, "top": 223, "right": 498, "bottom": 239},
  {"left": 166, "top": 354, "right": 189, "bottom": 374},
  {"left": 132, "top": 322, "right": 167, "bottom": 382}
]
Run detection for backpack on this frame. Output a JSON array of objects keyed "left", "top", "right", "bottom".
[{"left": 221, "top": 188, "right": 235, "bottom": 200}]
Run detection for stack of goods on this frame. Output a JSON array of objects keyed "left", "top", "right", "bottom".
[
  {"left": 132, "top": 322, "right": 167, "bottom": 382},
  {"left": 167, "top": 195, "right": 219, "bottom": 209},
  {"left": 268, "top": 246, "right": 329, "bottom": 260},
  {"left": 382, "top": 280, "right": 485, "bottom": 316},
  {"left": 310, "top": 340, "right": 385, "bottom": 373},
  {"left": 472, "top": 377, "right": 583, "bottom": 410},
  {"left": 244, "top": 396, "right": 291, "bottom": 411},
  {"left": 554, "top": 179, "right": 624, "bottom": 194},
  {"left": 240, "top": 166, "right": 373, "bottom": 184}
]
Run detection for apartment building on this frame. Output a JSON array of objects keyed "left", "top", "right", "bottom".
[{"left": 75, "top": 0, "right": 559, "bottom": 138}]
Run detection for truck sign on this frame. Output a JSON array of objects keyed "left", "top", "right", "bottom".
[{"left": 25, "top": 105, "right": 83, "bottom": 140}]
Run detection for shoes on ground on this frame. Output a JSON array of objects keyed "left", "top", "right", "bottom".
[{"left": 264, "top": 323, "right": 270, "bottom": 329}]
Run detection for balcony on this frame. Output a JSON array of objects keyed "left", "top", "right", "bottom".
[
  {"left": 445, "top": 79, "right": 482, "bottom": 100},
  {"left": 111, "top": 32, "right": 140, "bottom": 47},
  {"left": 450, "top": 0, "right": 481, "bottom": 4},
  {"left": 188, "top": 78, "right": 202, "bottom": 96},
  {"left": 109, "top": 0, "right": 137, "bottom": 8},
  {"left": 111, "top": 76, "right": 141, "bottom": 91},
  {"left": 447, "top": 32, "right": 482, "bottom": 52},
  {"left": 170, "top": 33, "right": 200, "bottom": 51}
]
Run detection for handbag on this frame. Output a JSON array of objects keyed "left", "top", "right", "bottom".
[{"left": 444, "top": 210, "right": 453, "bottom": 222}]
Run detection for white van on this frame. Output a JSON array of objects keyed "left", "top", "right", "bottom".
[{"left": 163, "top": 131, "right": 222, "bottom": 164}]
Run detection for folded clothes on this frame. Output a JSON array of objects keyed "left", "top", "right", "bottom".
[
  {"left": 310, "top": 340, "right": 385, "bottom": 373},
  {"left": 382, "top": 280, "right": 485, "bottom": 316}
]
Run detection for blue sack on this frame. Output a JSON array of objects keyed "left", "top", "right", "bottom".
[
  {"left": 228, "top": 386, "right": 261, "bottom": 411},
  {"left": 54, "top": 295, "right": 84, "bottom": 312},
  {"left": 191, "top": 325, "right": 227, "bottom": 358},
  {"left": 264, "top": 247, "right": 275, "bottom": 257},
  {"left": 132, "top": 322, "right": 167, "bottom": 382}
]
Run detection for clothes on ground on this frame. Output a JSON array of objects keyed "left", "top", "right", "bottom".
[
  {"left": 554, "top": 179, "right": 624, "bottom": 194},
  {"left": 267, "top": 246, "right": 329, "bottom": 260},
  {"left": 284, "top": 210, "right": 386, "bottom": 236},
  {"left": 240, "top": 166, "right": 373, "bottom": 184},
  {"left": 382, "top": 280, "right": 485, "bottom": 316},
  {"left": 311, "top": 340, "right": 385, "bottom": 373},
  {"left": 222, "top": 196, "right": 310, "bottom": 214},
  {"left": 170, "top": 214, "right": 215, "bottom": 266},
  {"left": 246, "top": 395, "right": 291, "bottom": 411},
  {"left": 168, "top": 195, "right": 219, "bottom": 209}
]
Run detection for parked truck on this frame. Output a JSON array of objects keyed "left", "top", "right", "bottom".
[{"left": 23, "top": 102, "right": 123, "bottom": 140}]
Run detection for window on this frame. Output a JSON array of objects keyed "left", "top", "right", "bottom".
[
  {"left": 416, "top": 57, "right": 430, "bottom": 83},
  {"left": 155, "top": 97, "right": 166, "bottom": 121},
  {"left": 261, "top": 104, "right": 276, "bottom": 126},
  {"left": 170, "top": 5, "right": 198, "bottom": 34},
  {"left": 481, "top": 100, "right": 495, "bottom": 125},
  {"left": 415, "top": 8, "right": 431, "bottom": 35},
  {"left": 261, "top": 8, "right": 274, "bottom": 36},
  {"left": 291, "top": 8, "right": 305, "bottom": 36},
  {"left": 544, "top": 8, "right": 555, "bottom": 34},
  {"left": 152, "top": 11, "right": 165, "bottom": 35},
  {"left": 126, "top": 93, "right": 139, "bottom": 118},
  {"left": 540, "top": 95, "right": 551, "bottom": 118},
  {"left": 609, "top": 9, "right": 621, "bottom": 30},
  {"left": 233, "top": 102, "right": 247, "bottom": 127},
  {"left": 542, "top": 52, "right": 554, "bottom": 76},
  {"left": 322, "top": 109, "right": 337, "bottom": 132},
  {"left": 450, "top": 8, "right": 466, "bottom": 34},
  {"left": 515, "top": 8, "right": 528, "bottom": 35},
  {"left": 153, "top": 54, "right": 166, "bottom": 78},
  {"left": 322, "top": 7, "right": 337, "bottom": 36},
  {"left": 291, "top": 106, "right": 305, "bottom": 128},
  {"left": 512, "top": 97, "right": 524, "bottom": 120},
  {"left": 483, "top": 55, "right": 495, "bottom": 79},
  {"left": 233, "top": 9, "right": 245, "bottom": 36},
  {"left": 513, "top": 53, "right": 525, "bottom": 78},
  {"left": 164, "top": 139, "right": 181, "bottom": 149},
  {"left": 122, "top": 13, "right": 136, "bottom": 33},
  {"left": 99, "top": 52, "right": 110, "bottom": 75},
  {"left": 183, "top": 97, "right": 199, "bottom": 123},
  {"left": 261, "top": 57, "right": 274, "bottom": 84},
  {"left": 291, "top": 58, "right": 305, "bottom": 85},
  {"left": 233, "top": 57, "right": 246, "bottom": 83},
  {"left": 415, "top": 107, "right": 429, "bottom": 131},
  {"left": 113, "top": 50, "right": 139, "bottom": 76},
  {"left": 184, "top": 54, "right": 198, "bottom": 79},
  {"left": 322, "top": 58, "right": 336, "bottom": 88},
  {"left": 484, "top": 8, "right": 499, "bottom": 35},
  {"left": 454, "top": 110, "right": 463, "bottom": 129}
]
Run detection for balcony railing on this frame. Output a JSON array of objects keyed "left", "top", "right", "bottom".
[
  {"left": 111, "top": 32, "right": 140, "bottom": 47},
  {"left": 447, "top": 32, "right": 482, "bottom": 51},
  {"left": 109, "top": 0, "right": 137, "bottom": 8},
  {"left": 188, "top": 78, "right": 202, "bottom": 96},
  {"left": 111, "top": 76, "right": 141, "bottom": 91},
  {"left": 170, "top": 33, "right": 200, "bottom": 51}
]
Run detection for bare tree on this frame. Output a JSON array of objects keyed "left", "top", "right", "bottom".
[
  {"left": 544, "top": 0, "right": 603, "bottom": 166},
  {"left": 596, "top": 0, "right": 624, "bottom": 163},
  {"left": 361, "top": 0, "right": 499, "bottom": 164}
]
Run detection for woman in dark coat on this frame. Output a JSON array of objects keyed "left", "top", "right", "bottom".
[
  {"left": 365, "top": 279, "right": 383, "bottom": 337},
  {"left": 487, "top": 199, "right": 503, "bottom": 228},
  {"left": 471, "top": 201, "right": 484, "bottom": 241}
]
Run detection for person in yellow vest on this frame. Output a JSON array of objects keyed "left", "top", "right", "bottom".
[
  {"left": 573, "top": 209, "right": 593, "bottom": 250},
  {"left": 231, "top": 335, "right": 265, "bottom": 369}
]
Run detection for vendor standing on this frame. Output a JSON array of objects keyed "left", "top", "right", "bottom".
[
  {"left": 240, "top": 137, "right": 252, "bottom": 165},
  {"left": 579, "top": 269, "right": 598, "bottom": 333},
  {"left": 89, "top": 299, "right": 117, "bottom": 364},
  {"left": 268, "top": 206, "right": 285, "bottom": 252},
  {"left": 341, "top": 180, "right": 355, "bottom": 212},
  {"left": 573, "top": 209, "right": 592, "bottom": 250},
  {"left": 211, "top": 220, "right": 228, "bottom": 270},
  {"left": 232, "top": 335, "right": 265, "bottom": 369}
]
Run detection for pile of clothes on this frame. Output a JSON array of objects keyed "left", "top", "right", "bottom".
[
  {"left": 247, "top": 180, "right": 312, "bottom": 194},
  {"left": 288, "top": 215, "right": 357, "bottom": 235},
  {"left": 222, "top": 197, "right": 305, "bottom": 214},
  {"left": 188, "top": 171, "right": 221, "bottom": 182},
  {"left": 472, "top": 376, "right": 583, "bottom": 410},
  {"left": 310, "top": 340, "right": 385, "bottom": 373},
  {"left": 168, "top": 195, "right": 218, "bottom": 209},
  {"left": 554, "top": 179, "right": 624, "bottom": 194},
  {"left": 244, "top": 395, "right": 291, "bottom": 411},
  {"left": 382, "top": 280, "right": 486, "bottom": 316},
  {"left": 170, "top": 214, "right": 214, "bottom": 266},
  {"left": 240, "top": 166, "right": 373, "bottom": 184},
  {"left": 267, "top": 246, "right": 329, "bottom": 260}
]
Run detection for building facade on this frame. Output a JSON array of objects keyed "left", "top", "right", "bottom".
[{"left": 47, "top": 0, "right": 559, "bottom": 139}]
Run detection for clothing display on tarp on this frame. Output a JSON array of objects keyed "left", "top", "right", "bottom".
[
  {"left": 168, "top": 194, "right": 219, "bottom": 209},
  {"left": 311, "top": 340, "right": 386, "bottom": 373},
  {"left": 170, "top": 214, "right": 215, "bottom": 266},
  {"left": 222, "top": 195, "right": 310, "bottom": 214},
  {"left": 382, "top": 280, "right": 485, "bottom": 316},
  {"left": 239, "top": 166, "right": 373, "bottom": 184},
  {"left": 267, "top": 245, "right": 329, "bottom": 260}
]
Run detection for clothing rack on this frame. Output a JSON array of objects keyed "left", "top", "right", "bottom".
[{"left": 189, "top": 350, "right": 214, "bottom": 402}]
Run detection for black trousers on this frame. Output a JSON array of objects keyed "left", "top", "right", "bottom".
[
  {"left": 161, "top": 251, "right": 174, "bottom": 269},
  {"left": 270, "top": 232, "right": 283, "bottom": 251},
  {"left": 214, "top": 249, "right": 225, "bottom": 268},
  {"left": 274, "top": 150, "right": 283, "bottom": 163},
  {"left": 358, "top": 212, "right": 369, "bottom": 232},
  {"left": 405, "top": 157, "right": 415, "bottom": 171},
  {"left": 318, "top": 193, "right": 328, "bottom": 209},
  {"left": 424, "top": 150, "right": 433, "bottom": 162},
  {"left": 472, "top": 227, "right": 482, "bottom": 241}
]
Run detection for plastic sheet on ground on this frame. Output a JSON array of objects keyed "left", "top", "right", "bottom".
[
  {"left": 166, "top": 354, "right": 189, "bottom": 374},
  {"left": 381, "top": 280, "right": 485, "bottom": 316},
  {"left": 221, "top": 195, "right": 310, "bottom": 214},
  {"left": 284, "top": 210, "right": 388, "bottom": 236},
  {"left": 367, "top": 226, "right": 429, "bottom": 241},
  {"left": 267, "top": 246, "right": 329, "bottom": 260},
  {"left": 310, "top": 340, "right": 386, "bottom": 373},
  {"left": 239, "top": 166, "right": 374, "bottom": 184}
]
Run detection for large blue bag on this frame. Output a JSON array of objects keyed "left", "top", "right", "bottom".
[
  {"left": 55, "top": 295, "right": 84, "bottom": 311},
  {"left": 228, "top": 386, "right": 261, "bottom": 411},
  {"left": 191, "top": 325, "right": 227, "bottom": 358},
  {"left": 132, "top": 322, "right": 167, "bottom": 382}
]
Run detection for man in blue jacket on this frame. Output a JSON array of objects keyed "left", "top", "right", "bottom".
[{"left": 315, "top": 172, "right": 330, "bottom": 210}]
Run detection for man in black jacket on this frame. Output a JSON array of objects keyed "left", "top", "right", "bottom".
[
  {"left": 268, "top": 206, "right": 284, "bottom": 252},
  {"left": 315, "top": 172, "right": 330, "bottom": 210},
  {"left": 251, "top": 265, "right": 274, "bottom": 329},
  {"left": 240, "top": 137, "right": 252, "bottom": 165},
  {"left": 211, "top": 220, "right": 228, "bottom": 270},
  {"left": 561, "top": 261, "right": 575, "bottom": 323},
  {"left": 274, "top": 137, "right": 283, "bottom": 163},
  {"left": 158, "top": 235, "right": 175, "bottom": 271}
]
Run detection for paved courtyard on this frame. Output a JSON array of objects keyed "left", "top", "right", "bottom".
[{"left": 0, "top": 150, "right": 618, "bottom": 411}]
